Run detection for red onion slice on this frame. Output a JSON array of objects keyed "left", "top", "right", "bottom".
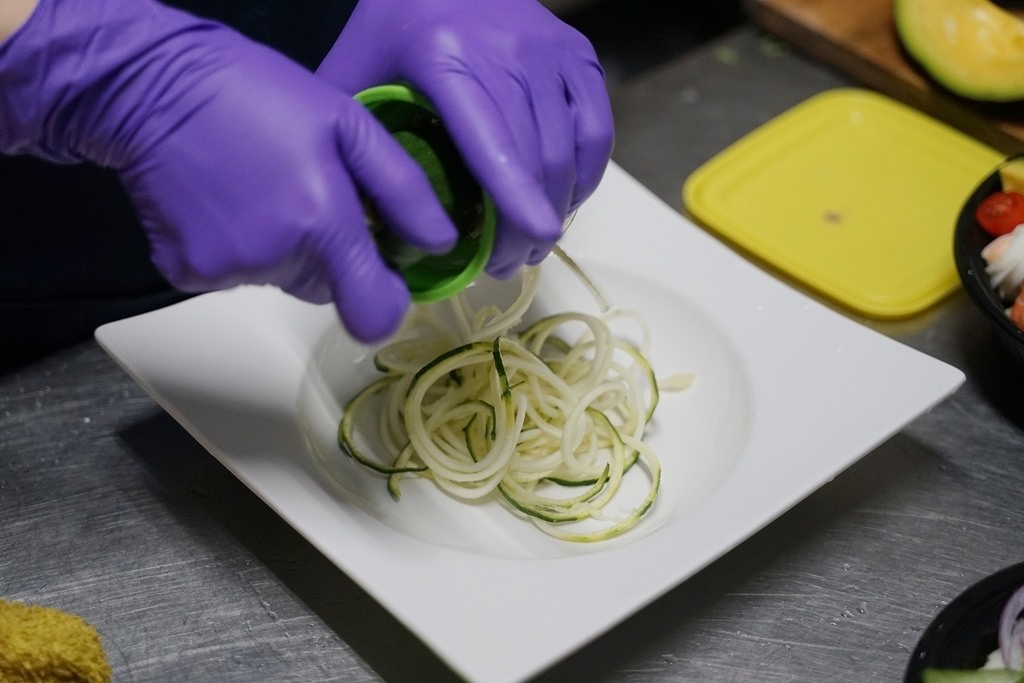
[{"left": 999, "top": 583, "right": 1024, "bottom": 670}]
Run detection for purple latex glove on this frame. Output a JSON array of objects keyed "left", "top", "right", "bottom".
[
  {"left": 0, "top": 0, "right": 460, "bottom": 343},
  {"left": 317, "top": 0, "right": 615, "bottom": 279}
]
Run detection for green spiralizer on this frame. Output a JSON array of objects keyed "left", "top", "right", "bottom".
[{"left": 355, "top": 84, "right": 497, "bottom": 303}]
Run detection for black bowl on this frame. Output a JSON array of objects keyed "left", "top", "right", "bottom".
[
  {"left": 954, "top": 161, "right": 1024, "bottom": 369},
  {"left": 905, "top": 562, "right": 1024, "bottom": 681}
]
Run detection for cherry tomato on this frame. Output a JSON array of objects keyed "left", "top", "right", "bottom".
[{"left": 975, "top": 191, "right": 1024, "bottom": 236}]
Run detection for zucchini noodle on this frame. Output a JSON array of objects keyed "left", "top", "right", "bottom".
[{"left": 338, "top": 254, "right": 691, "bottom": 542}]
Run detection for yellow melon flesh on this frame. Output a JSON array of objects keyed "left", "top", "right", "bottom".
[
  {"left": 1000, "top": 158, "right": 1024, "bottom": 192},
  {"left": 894, "top": 0, "right": 1024, "bottom": 102}
]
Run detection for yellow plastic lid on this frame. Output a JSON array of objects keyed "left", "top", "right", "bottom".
[{"left": 683, "top": 88, "right": 1004, "bottom": 318}]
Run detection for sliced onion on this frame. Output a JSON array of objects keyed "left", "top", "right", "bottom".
[
  {"left": 998, "top": 583, "right": 1024, "bottom": 670},
  {"left": 986, "top": 225, "right": 1024, "bottom": 300}
]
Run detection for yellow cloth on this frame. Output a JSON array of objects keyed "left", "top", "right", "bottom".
[{"left": 0, "top": 599, "right": 111, "bottom": 683}]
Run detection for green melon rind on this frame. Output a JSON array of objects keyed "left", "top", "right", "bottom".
[{"left": 894, "top": 0, "right": 1024, "bottom": 102}]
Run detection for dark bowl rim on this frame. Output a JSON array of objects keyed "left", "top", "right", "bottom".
[
  {"left": 905, "top": 561, "right": 1024, "bottom": 681},
  {"left": 954, "top": 157, "right": 1024, "bottom": 350}
]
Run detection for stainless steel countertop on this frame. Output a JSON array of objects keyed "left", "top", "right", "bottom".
[{"left": 3, "top": 26, "right": 1023, "bottom": 683}]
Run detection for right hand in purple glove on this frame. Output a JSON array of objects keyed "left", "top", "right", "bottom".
[
  {"left": 0, "top": 0, "right": 460, "bottom": 343},
  {"left": 317, "top": 0, "right": 615, "bottom": 279}
]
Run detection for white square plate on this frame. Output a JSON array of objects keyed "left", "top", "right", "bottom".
[{"left": 96, "top": 163, "right": 964, "bottom": 683}]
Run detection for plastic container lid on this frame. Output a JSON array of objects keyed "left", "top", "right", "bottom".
[
  {"left": 683, "top": 88, "right": 1004, "bottom": 318},
  {"left": 355, "top": 84, "right": 496, "bottom": 303}
]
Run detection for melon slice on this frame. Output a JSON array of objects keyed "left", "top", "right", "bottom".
[
  {"left": 1000, "top": 157, "right": 1024, "bottom": 193},
  {"left": 894, "top": 0, "right": 1024, "bottom": 102}
]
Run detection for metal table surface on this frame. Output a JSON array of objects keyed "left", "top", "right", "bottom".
[{"left": 3, "top": 25, "right": 1024, "bottom": 683}]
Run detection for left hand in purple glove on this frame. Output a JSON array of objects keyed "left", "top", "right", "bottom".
[
  {"left": 317, "top": 0, "right": 615, "bottom": 279},
  {"left": 0, "top": 0, "right": 461, "bottom": 344}
]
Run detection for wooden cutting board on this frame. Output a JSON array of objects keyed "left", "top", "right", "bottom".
[{"left": 747, "top": 0, "right": 1024, "bottom": 154}]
